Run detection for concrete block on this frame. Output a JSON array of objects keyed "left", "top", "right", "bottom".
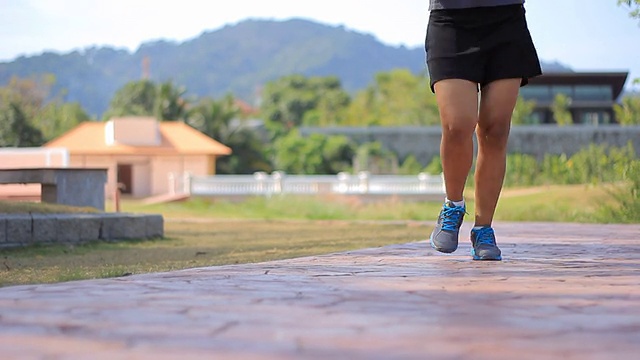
[
  {"left": 126, "top": 214, "right": 148, "bottom": 239},
  {"left": 46, "top": 169, "right": 107, "bottom": 211},
  {"left": 32, "top": 214, "right": 58, "bottom": 244},
  {"left": 54, "top": 214, "right": 82, "bottom": 243},
  {"left": 0, "top": 217, "right": 6, "bottom": 244},
  {"left": 145, "top": 214, "right": 164, "bottom": 238},
  {"left": 4, "top": 214, "right": 32, "bottom": 246},
  {"left": 100, "top": 214, "right": 128, "bottom": 240},
  {"left": 71, "top": 214, "right": 102, "bottom": 242}
]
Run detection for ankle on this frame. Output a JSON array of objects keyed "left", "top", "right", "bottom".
[{"left": 446, "top": 198, "right": 465, "bottom": 208}]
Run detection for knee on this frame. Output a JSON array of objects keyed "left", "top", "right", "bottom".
[
  {"left": 477, "top": 121, "right": 511, "bottom": 147},
  {"left": 441, "top": 115, "right": 477, "bottom": 142}
]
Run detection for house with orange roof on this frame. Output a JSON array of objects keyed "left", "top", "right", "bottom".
[{"left": 45, "top": 117, "right": 231, "bottom": 198}]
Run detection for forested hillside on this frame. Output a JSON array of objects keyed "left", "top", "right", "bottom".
[{"left": 0, "top": 18, "right": 571, "bottom": 117}]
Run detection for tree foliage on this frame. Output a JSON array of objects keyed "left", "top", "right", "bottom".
[
  {"left": 511, "top": 96, "right": 537, "bottom": 125},
  {"left": 343, "top": 69, "right": 439, "bottom": 126},
  {"left": 186, "top": 94, "right": 271, "bottom": 174},
  {"left": 0, "top": 75, "right": 87, "bottom": 145},
  {"left": 618, "top": 0, "right": 640, "bottom": 21},
  {"left": 103, "top": 80, "right": 189, "bottom": 121},
  {"left": 38, "top": 102, "right": 90, "bottom": 140},
  {"left": 613, "top": 96, "right": 640, "bottom": 125},
  {"left": 272, "top": 130, "right": 355, "bottom": 174},
  {"left": 0, "top": 102, "right": 45, "bottom": 147},
  {"left": 260, "top": 75, "right": 350, "bottom": 136},
  {"left": 352, "top": 142, "right": 398, "bottom": 174},
  {"left": 551, "top": 93, "right": 573, "bottom": 126}
]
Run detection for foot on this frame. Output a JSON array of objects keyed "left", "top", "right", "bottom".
[
  {"left": 430, "top": 201, "right": 466, "bottom": 253},
  {"left": 470, "top": 226, "right": 502, "bottom": 261}
]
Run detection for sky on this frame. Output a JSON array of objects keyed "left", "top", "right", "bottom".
[{"left": 1, "top": 0, "right": 639, "bottom": 89}]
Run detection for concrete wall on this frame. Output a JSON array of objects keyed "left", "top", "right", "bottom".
[
  {"left": 151, "top": 155, "right": 212, "bottom": 196},
  {"left": 300, "top": 125, "right": 640, "bottom": 165}
]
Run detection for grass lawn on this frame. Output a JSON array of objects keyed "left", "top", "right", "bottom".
[
  {"left": 0, "top": 219, "right": 427, "bottom": 287},
  {"left": 116, "top": 183, "right": 615, "bottom": 223},
  {"left": 0, "top": 183, "right": 620, "bottom": 287}
]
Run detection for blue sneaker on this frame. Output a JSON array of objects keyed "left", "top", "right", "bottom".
[
  {"left": 430, "top": 201, "right": 466, "bottom": 253},
  {"left": 470, "top": 227, "right": 502, "bottom": 261}
]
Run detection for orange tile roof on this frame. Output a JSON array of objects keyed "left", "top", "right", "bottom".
[{"left": 45, "top": 121, "right": 232, "bottom": 156}]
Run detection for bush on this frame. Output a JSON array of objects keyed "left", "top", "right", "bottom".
[
  {"left": 599, "top": 160, "right": 640, "bottom": 223},
  {"left": 502, "top": 143, "right": 637, "bottom": 187}
]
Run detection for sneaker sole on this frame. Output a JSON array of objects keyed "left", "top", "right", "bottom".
[
  {"left": 471, "top": 248, "right": 502, "bottom": 261},
  {"left": 429, "top": 234, "right": 457, "bottom": 254}
]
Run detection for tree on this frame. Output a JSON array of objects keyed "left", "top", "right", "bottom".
[
  {"left": 398, "top": 155, "right": 424, "bottom": 175},
  {"left": 187, "top": 94, "right": 271, "bottom": 174},
  {"left": 272, "top": 130, "right": 355, "bottom": 174},
  {"left": 352, "top": 141, "right": 398, "bottom": 174},
  {"left": 0, "top": 75, "right": 53, "bottom": 120},
  {"left": 0, "top": 102, "right": 45, "bottom": 147},
  {"left": 511, "top": 96, "right": 537, "bottom": 125},
  {"left": 155, "top": 81, "right": 189, "bottom": 121},
  {"left": 103, "top": 80, "right": 189, "bottom": 121},
  {"left": 0, "top": 74, "right": 88, "bottom": 143},
  {"left": 619, "top": 1, "right": 640, "bottom": 83},
  {"left": 551, "top": 93, "right": 573, "bottom": 126},
  {"left": 613, "top": 95, "right": 640, "bottom": 125},
  {"left": 343, "top": 69, "right": 439, "bottom": 126},
  {"left": 260, "top": 75, "right": 350, "bottom": 137},
  {"left": 103, "top": 80, "right": 157, "bottom": 119},
  {"left": 37, "top": 102, "right": 90, "bottom": 140},
  {"left": 618, "top": 0, "right": 640, "bottom": 21}
]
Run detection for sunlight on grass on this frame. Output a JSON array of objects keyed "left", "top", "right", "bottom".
[
  {"left": 0, "top": 200, "right": 100, "bottom": 214},
  {"left": 0, "top": 183, "right": 627, "bottom": 287},
  {"left": 0, "top": 220, "right": 428, "bottom": 287}
]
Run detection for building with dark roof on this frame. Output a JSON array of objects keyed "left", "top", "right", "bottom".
[{"left": 522, "top": 72, "right": 629, "bottom": 125}]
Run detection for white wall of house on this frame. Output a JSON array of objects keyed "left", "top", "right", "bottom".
[{"left": 67, "top": 154, "right": 213, "bottom": 198}]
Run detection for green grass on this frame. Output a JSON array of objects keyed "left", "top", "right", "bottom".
[
  {"left": 117, "top": 184, "right": 614, "bottom": 223},
  {"left": 495, "top": 184, "right": 616, "bottom": 223},
  {"left": 0, "top": 183, "right": 624, "bottom": 287},
  {"left": 119, "top": 195, "right": 446, "bottom": 221},
  {"left": 0, "top": 200, "right": 100, "bottom": 214},
  {"left": 0, "top": 220, "right": 428, "bottom": 287}
]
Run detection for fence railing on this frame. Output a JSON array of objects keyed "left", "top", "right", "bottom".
[{"left": 174, "top": 172, "right": 445, "bottom": 197}]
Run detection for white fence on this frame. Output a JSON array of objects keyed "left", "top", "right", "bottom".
[{"left": 176, "top": 172, "right": 445, "bottom": 197}]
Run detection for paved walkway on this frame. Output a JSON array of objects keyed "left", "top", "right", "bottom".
[{"left": 0, "top": 222, "right": 639, "bottom": 359}]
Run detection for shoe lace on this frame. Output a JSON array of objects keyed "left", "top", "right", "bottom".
[
  {"left": 441, "top": 206, "right": 465, "bottom": 232},
  {"left": 474, "top": 227, "right": 496, "bottom": 246}
]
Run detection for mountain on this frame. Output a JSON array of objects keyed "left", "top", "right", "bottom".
[{"left": 0, "top": 18, "right": 572, "bottom": 117}]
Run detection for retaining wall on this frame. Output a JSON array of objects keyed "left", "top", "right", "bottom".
[
  {"left": 0, "top": 213, "right": 164, "bottom": 248},
  {"left": 300, "top": 125, "right": 640, "bottom": 164}
]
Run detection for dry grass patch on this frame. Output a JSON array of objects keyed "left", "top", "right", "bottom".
[
  {"left": 0, "top": 219, "right": 429, "bottom": 287},
  {"left": 0, "top": 200, "right": 99, "bottom": 214}
]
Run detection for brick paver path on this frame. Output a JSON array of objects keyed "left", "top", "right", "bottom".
[{"left": 0, "top": 222, "right": 639, "bottom": 359}]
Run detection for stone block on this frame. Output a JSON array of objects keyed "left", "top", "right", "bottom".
[
  {"left": 0, "top": 217, "right": 6, "bottom": 244},
  {"left": 125, "top": 214, "right": 148, "bottom": 239},
  {"left": 71, "top": 214, "right": 102, "bottom": 242},
  {"left": 53, "top": 214, "right": 86, "bottom": 243},
  {"left": 100, "top": 214, "right": 128, "bottom": 240},
  {"left": 4, "top": 214, "right": 32, "bottom": 246},
  {"left": 32, "top": 214, "right": 58, "bottom": 244},
  {"left": 145, "top": 214, "right": 164, "bottom": 238}
]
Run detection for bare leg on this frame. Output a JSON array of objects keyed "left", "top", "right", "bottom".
[
  {"left": 433, "top": 79, "right": 479, "bottom": 202},
  {"left": 475, "top": 79, "right": 521, "bottom": 226}
]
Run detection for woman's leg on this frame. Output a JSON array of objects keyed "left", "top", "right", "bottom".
[
  {"left": 475, "top": 78, "right": 521, "bottom": 227},
  {"left": 434, "top": 79, "right": 480, "bottom": 202},
  {"left": 429, "top": 79, "right": 480, "bottom": 253}
]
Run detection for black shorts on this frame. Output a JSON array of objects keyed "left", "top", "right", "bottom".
[{"left": 425, "top": 4, "right": 542, "bottom": 92}]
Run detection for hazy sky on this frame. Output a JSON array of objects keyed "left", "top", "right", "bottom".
[{"left": 1, "top": 0, "right": 639, "bottom": 87}]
